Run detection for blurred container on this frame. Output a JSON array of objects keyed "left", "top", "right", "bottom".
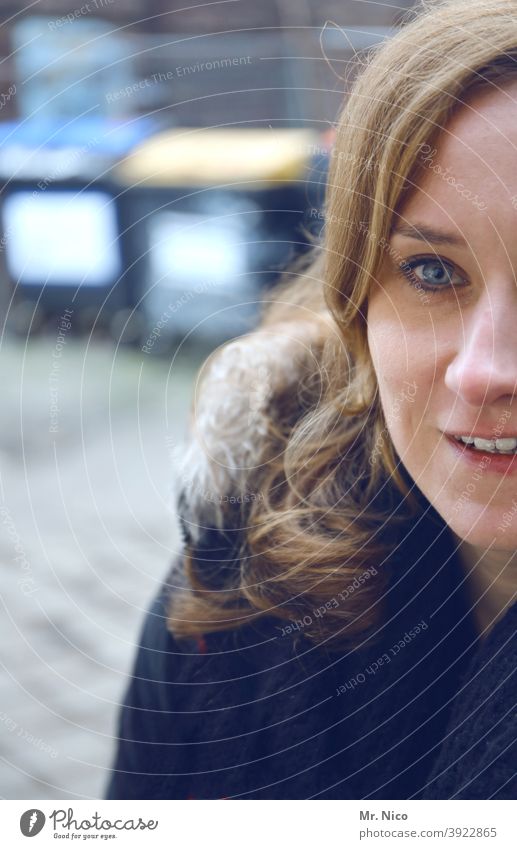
[
  {"left": 0, "top": 120, "right": 328, "bottom": 348},
  {"left": 114, "top": 127, "right": 321, "bottom": 349},
  {"left": 0, "top": 116, "right": 158, "bottom": 338}
]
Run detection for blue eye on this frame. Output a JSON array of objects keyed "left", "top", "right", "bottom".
[{"left": 398, "top": 256, "right": 466, "bottom": 292}]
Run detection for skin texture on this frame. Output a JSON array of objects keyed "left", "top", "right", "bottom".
[{"left": 367, "top": 80, "right": 517, "bottom": 638}]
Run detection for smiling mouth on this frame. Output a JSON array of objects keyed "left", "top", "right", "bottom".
[{"left": 452, "top": 435, "right": 517, "bottom": 455}]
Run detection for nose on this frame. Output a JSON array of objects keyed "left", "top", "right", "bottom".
[{"left": 444, "top": 287, "right": 517, "bottom": 407}]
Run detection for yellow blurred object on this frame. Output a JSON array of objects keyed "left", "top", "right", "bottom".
[{"left": 115, "top": 128, "right": 319, "bottom": 188}]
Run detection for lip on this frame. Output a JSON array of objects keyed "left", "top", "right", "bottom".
[{"left": 445, "top": 433, "right": 517, "bottom": 474}]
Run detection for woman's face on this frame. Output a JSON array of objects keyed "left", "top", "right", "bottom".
[{"left": 367, "top": 80, "right": 517, "bottom": 550}]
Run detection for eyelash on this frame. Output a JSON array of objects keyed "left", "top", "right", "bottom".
[{"left": 397, "top": 255, "right": 468, "bottom": 294}]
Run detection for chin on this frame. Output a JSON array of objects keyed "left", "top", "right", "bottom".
[{"left": 442, "top": 501, "right": 517, "bottom": 550}]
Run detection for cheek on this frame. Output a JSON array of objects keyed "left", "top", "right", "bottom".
[
  {"left": 367, "top": 296, "right": 419, "bottom": 401},
  {"left": 367, "top": 300, "right": 437, "bottom": 451},
  {"left": 368, "top": 287, "right": 447, "bottom": 392}
]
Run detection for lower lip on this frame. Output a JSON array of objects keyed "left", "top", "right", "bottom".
[{"left": 445, "top": 435, "right": 517, "bottom": 474}]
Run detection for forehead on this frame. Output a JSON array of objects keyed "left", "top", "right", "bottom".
[
  {"left": 398, "top": 79, "right": 517, "bottom": 225},
  {"left": 446, "top": 79, "right": 517, "bottom": 145}
]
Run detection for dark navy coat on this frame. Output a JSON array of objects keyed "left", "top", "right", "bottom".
[{"left": 105, "top": 500, "right": 516, "bottom": 800}]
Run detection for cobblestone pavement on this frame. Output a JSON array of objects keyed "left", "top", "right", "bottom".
[{"left": 0, "top": 334, "right": 207, "bottom": 799}]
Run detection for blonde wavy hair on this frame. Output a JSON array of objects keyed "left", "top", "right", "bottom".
[{"left": 169, "top": 0, "right": 517, "bottom": 650}]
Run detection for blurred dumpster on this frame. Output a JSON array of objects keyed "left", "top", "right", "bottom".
[
  {"left": 113, "top": 126, "right": 322, "bottom": 351},
  {"left": 0, "top": 123, "right": 327, "bottom": 348}
]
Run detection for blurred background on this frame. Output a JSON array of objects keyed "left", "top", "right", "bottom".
[{"left": 0, "top": 0, "right": 415, "bottom": 799}]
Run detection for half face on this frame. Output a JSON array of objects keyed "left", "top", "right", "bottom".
[{"left": 367, "top": 80, "right": 517, "bottom": 550}]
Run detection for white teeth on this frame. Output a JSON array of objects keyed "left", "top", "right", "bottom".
[
  {"left": 453, "top": 434, "right": 517, "bottom": 454},
  {"left": 495, "top": 438, "right": 517, "bottom": 451},
  {"left": 474, "top": 437, "right": 496, "bottom": 451}
]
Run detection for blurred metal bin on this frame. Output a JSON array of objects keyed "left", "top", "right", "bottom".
[
  {"left": 0, "top": 178, "right": 131, "bottom": 337},
  {"left": 114, "top": 127, "right": 321, "bottom": 350},
  {"left": 0, "top": 115, "right": 159, "bottom": 338}
]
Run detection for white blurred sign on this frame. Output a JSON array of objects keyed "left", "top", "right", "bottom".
[{"left": 3, "top": 190, "right": 122, "bottom": 286}]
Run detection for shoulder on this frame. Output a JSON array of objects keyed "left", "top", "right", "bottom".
[
  {"left": 106, "top": 557, "right": 336, "bottom": 800},
  {"left": 131, "top": 557, "right": 327, "bottom": 688}
]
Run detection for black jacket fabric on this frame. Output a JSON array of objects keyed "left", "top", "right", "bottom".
[{"left": 105, "top": 502, "right": 516, "bottom": 800}]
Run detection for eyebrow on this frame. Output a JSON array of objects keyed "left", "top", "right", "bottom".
[{"left": 390, "top": 223, "right": 467, "bottom": 248}]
